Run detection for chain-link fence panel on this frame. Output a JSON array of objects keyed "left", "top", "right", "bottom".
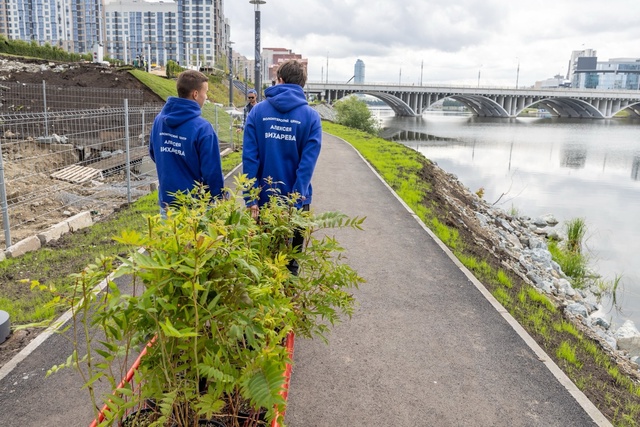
[{"left": 0, "top": 104, "right": 162, "bottom": 248}]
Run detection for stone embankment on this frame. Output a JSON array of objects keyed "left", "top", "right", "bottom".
[
  {"left": 311, "top": 103, "right": 337, "bottom": 122},
  {"left": 469, "top": 195, "right": 640, "bottom": 373}
]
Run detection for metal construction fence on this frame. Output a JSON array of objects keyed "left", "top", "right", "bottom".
[{"left": 0, "top": 102, "right": 162, "bottom": 249}]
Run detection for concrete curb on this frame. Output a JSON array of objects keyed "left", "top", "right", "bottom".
[{"left": 3, "top": 211, "right": 93, "bottom": 260}]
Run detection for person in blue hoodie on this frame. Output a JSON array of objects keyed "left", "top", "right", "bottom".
[
  {"left": 242, "top": 59, "right": 322, "bottom": 218},
  {"left": 242, "top": 59, "right": 322, "bottom": 274},
  {"left": 149, "top": 69, "right": 224, "bottom": 212}
]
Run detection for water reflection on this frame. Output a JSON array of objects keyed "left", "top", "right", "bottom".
[
  {"left": 632, "top": 157, "right": 640, "bottom": 181},
  {"left": 379, "top": 112, "right": 640, "bottom": 328},
  {"left": 381, "top": 128, "right": 457, "bottom": 143},
  {"left": 560, "top": 145, "right": 587, "bottom": 169}
]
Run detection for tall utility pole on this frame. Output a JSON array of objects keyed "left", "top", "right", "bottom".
[{"left": 249, "top": 0, "right": 266, "bottom": 101}]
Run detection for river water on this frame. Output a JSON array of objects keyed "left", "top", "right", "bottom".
[{"left": 377, "top": 110, "right": 640, "bottom": 329}]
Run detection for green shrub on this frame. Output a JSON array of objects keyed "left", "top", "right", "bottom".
[
  {"left": 30, "top": 177, "right": 364, "bottom": 426},
  {"left": 333, "top": 96, "right": 379, "bottom": 135},
  {"left": 165, "top": 60, "right": 185, "bottom": 79}
]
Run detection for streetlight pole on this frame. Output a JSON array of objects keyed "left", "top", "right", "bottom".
[
  {"left": 516, "top": 57, "right": 520, "bottom": 89},
  {"left": 249, "top": 0, "right": 266, "bottom": 102},
  {"left": 228, "top": 41, "right": 234, "bottom": 107},
  {"left": 245, "top": 66, "right": 248, "bottom": 99},
  {"left": 477, "top": 64, "right": 482, "bottom": 88},
  {"left": 326, "top": 52, "right": 329, "bottom": 83}
]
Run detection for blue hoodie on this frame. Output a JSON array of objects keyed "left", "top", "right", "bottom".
[
  {"left": 242, "top": 84, "right": 322, "bottom": 208},
  {"left": 149, "top": 97, "right": 224, "bottom": 207}
]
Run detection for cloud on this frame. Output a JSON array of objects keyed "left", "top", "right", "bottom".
[
  {"left": 226, "top": 0, "right": 640, "bottom": 85},
  {"left": 260, "top": 0, "right": 507, "bottom": 55}
]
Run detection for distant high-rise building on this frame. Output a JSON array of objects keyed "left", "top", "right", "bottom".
[
  {"left": 567, "top": 48, "right": 597, "bottom": 81},
  {"left": 104, "top": 0, "right": 226, "bottom": 68},
  {"left": 1, "top": 0, "right": 228, "bottom": 68},
  {"left": 175, "top": 0, "right": 225, "bottom": 68},
  {"left": 354, "top": 59, "right": 365, "bottom": 84},
  {"left": 1, "top": 0, "right": 102, "bottom": 54},
  {"left": 104, "top": 0, "right": 178, "bottom": 66}
]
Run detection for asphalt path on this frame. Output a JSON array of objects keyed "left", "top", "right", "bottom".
[
  {"left": 0, "top": 275, "right": 131, "bottom": 426},
  {"left": 284, "top": 133, "right": 609, "bottom": 426},
  {"left": 0, "top": 133, "right": 610, "bottom": 426}
]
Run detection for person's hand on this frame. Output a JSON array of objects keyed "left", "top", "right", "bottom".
[{"left": 250, "top": 204, "right": 259, "bottom": 220}]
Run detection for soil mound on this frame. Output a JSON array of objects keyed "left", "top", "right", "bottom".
[{"left": 0, "top": 56, "right": 164, "bottom": 106}]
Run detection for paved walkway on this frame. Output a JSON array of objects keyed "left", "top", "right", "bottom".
[
  {"left": 0, "top": 133, "right": 610, "bottom": 426},
  {"left": 284, "top": 133, "right": 609, "bottom": 426}
]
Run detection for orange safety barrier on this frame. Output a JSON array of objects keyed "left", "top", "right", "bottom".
[
  {"left": 89, "top": 336, "right": 157, "bottom": 427},
  {"left": 272, "top": 331, "right": 295, "bottom": 427}
]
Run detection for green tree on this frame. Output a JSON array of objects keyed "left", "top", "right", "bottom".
[{"left": 334, "top": 96, "right": 379, "bottom": 135}]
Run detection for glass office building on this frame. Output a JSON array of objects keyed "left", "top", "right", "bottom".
[{"left": 573, "top": 57, "right": 640, "bottom": 90}]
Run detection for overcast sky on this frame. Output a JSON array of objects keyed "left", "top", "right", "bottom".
[{"left": 224, "top": 0, "right": 640, "bottom": 87}]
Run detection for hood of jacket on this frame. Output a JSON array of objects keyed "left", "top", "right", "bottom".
[
  {"left": 264, "top": 84, "right": 308, "bottom": 113},
  {"left": 160, "top": 96, "right": 202, "bottom": 127}
]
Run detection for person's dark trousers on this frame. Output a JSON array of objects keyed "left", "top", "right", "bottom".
[{"left": 288, "top": 204, "right": 310, "bottom": 276}]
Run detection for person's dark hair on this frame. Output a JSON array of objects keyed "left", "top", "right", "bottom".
[
  {"left": 176, "top": 69, "right": 209, "bottom": 98},
  {"left": 276, "top": 60, "right": 307, "bottom": 87}
]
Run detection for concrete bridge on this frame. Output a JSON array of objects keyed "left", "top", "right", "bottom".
[{"left": 305, "top": 82, "right": 640, "bottom": 119}]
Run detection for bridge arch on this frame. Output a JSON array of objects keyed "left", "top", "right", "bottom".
[
  {"left": 324, "top": 91, "right": 417, "bottom": 116},
  {"left": 447, "top": 95, "right": 510, "bottom": 118},
  {"left": 529, "top": 98, "right": 604, "bottom": 118},
  {"left": 612, "top": 101, "right": 640, "bottom": 118},
  {"left": 361, "top": 92, "right": 416, "bottom": 116}
]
